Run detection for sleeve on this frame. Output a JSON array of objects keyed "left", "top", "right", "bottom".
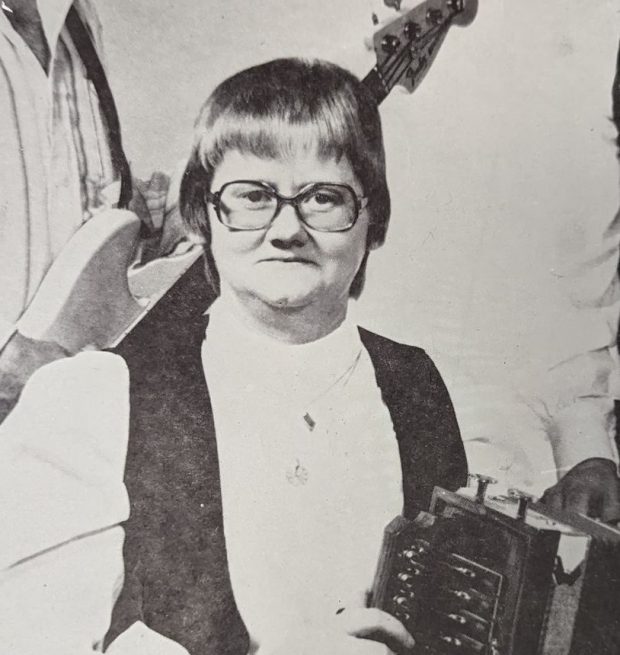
[
  {"left": 521, "top": 33, "right": 620, "bottom": 481},
  {"left": 501, "top": 270, "right": 620, "bottom": 488},
  {"left": 439, "top": 357, "right": 560, "bottom": 497},
  {"left": 545, "top": 349, "right": 619, "bottom": 474},
  {"left": 0, "top": 352, "right": 130, "bottom": 654},
  {"left": 539, "top": 202, "right": 620, "bottom": 475}
]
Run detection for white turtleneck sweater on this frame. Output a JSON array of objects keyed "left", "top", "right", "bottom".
[{"left": 202, "top": 302, "right": 403, "bottom": 653}]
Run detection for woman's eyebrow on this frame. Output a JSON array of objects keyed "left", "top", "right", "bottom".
[
  {"left": 237, "top": 179, "right": 323, "bottom": 194},
  {"left": 284, "top": 179, "right": 359, "bottom": 194}
]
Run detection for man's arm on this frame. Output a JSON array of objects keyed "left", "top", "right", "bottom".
[
  {"left": 539, "top": 32, "right": 620, "bottom": 519},
  {"left": 538, "top": 335, "right": 620, "bottom": 521}
]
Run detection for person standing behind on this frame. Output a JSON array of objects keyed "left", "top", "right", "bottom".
[{"left": 0, "top": 0, "right": 155, "bottom": 421}]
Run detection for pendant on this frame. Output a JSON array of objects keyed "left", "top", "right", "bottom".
[
  {"left": 303, "top": 412, "right": 316, "bottom": 431},
  {"left": 286, "top": 459, "right": 309, "bottom": 486}
]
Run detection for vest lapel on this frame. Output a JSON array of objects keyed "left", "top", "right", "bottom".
[
  {"left": 113, "top": 261, "right": 249, "bottom": 654},
  {"left": 360, "top": 327, "right": 467, "bottom": 518}
]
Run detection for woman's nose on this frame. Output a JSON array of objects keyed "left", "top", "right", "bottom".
[{"left": 266, "top": 203, "right": 308, "bottom": 245}]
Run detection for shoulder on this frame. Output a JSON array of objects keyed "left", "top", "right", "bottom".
[
  {"left": 0, "top": 352, "right": 130, "bottom": 568},
  {"left": 359, "top": 326, "right": 458, "bottom": 436},
  {"left": 8, "top": 349, "right": 127, "bottom": 418},
  {"left": 358, "top": 326, "right": 443, "bottom": 388},
  {"left": 1, "top": 351, "right": 129, "bottom": 476},
  {"left": 115, "top": 258, "right": 212, "bottom": 367},
  {"left": 358, "top": 326, "right": 426, "bottom": 356},
  {"left": 358, "top": 329, "right": 467, "bottom": 512}
]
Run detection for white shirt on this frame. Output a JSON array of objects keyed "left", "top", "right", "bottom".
[
  {"left": 203, "top": 303, "right": 403, "bottom": 653},
  {"left": 0, "top": 0, "right": 118, "bottom": 348}
]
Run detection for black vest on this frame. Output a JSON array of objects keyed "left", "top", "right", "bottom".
[{"left": 105, "top": 260, "right": 467, "bottom": 654}]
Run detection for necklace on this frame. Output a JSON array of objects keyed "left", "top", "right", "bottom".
[
  {"left": 284, "top": 348, "right": 362, "bottom": 486},
  {"left": 300, "top": 349, "right": 362, "bottom": 432},
  {"left": 1, "top": 2, "right": 14, "bottom": 14}
]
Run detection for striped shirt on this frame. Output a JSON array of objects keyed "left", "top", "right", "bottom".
[{"left": 0, "top": 0, "right": 118, "bottom": 347}]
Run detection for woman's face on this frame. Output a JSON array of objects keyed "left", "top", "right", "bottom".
[{"left": 208, "top": 148, "right": 370, "bottom": 314}]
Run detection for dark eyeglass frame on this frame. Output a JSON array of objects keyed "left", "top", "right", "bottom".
[{"left": 206, "top": 180, "right": 368, "bottom": 232}]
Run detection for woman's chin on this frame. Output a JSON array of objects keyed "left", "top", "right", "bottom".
[
  {"left": 259, "top": 291, "right": 317, "bottom": 310},
  {"left": 248, "top": 284, "right": 322, "bottom": 311}
]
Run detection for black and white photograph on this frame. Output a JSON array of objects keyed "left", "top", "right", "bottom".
[{"left": 1, "top": 1, "right": 619, "bottom": 653}]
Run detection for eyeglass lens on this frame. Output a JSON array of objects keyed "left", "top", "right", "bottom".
[{"left": 217, "top": 182, "right": 358, "bottom": 231}]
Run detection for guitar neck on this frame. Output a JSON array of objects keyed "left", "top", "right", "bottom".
[
  {"left": 364, "top": 0, "right": 477, "bottom": 104},
  {"left": 362, "top": 68, "right": 390, "bottom": 106}
]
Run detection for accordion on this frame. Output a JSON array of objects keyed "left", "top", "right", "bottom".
[{"left": 372, "top": 478, "right": 620, "bottom": 654}]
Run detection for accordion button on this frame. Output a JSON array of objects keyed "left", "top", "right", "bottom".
[{"left": 398, "top": 572, "right": 417, "bottom": 586}]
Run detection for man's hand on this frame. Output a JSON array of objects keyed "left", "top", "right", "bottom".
[
  {"left": 130, "top": 171, "right": 190, "bottom": 263},
  {"left": 261, "top": 608, "right": 415, "bottom": 655},
  {"left": 0, "top": 332, "right": 68, "bottom": 423},
  {"left": 541, "top": 458, "right": 620, "bottom": 523}
]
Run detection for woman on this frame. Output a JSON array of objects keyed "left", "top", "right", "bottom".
[{"left": 101, "top": 58, "right": 467, "bottom": 654}]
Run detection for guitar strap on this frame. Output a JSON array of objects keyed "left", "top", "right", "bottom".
[{"left": 65, "top": 5, "right": 132, "bottom": 209}]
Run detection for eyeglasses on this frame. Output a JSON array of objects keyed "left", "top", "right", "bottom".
[{"left": 207, "top": 180, "right": 368, "bottom": 232}]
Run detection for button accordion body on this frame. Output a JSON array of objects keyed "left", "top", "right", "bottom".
[{"left": 371, "top": 483, "right": 620, "bottom": 654}]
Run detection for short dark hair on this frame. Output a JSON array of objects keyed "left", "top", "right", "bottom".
[{"left": 180, "top": 57, "right": 390, "bottom": 297}]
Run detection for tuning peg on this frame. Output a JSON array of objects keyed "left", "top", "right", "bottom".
[
  {"left": 403, "top": 20, "right": 422, "bottom": 41},
  {"left": 426, "top": 8, "right": 444, "bottom": 25},
  {"left": 451, "top": 0, "right": 478, "bottom": 26},
  {"left": 381, "top": 34, "right": 401, "bottom": 54},
  {"left": 446, "top": 0, "right": 464, "bottom": 12},
  {"left": 468, "top": 473, "right": 497, "bottom": 503},
  {"left": 508, "top": 488, "right": 537, "bottom": 520}
]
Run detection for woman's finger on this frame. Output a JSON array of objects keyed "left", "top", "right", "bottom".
[{"left": 336, "top": 607, "right": 416, "bottom": 655}]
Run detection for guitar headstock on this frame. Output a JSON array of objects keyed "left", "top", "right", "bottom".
[{"left": 364, "top": 0, "right": 477, "bottom": 103}]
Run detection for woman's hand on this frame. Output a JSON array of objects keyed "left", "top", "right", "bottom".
[
  {"left": 261, "top": 607, "right": 415, "bottom": 655},
  {"left": 337, "top": 607, "right": 416, "bottom": 654}
]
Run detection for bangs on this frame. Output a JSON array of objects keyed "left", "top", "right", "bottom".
[{"left": 196, "top": 87, "right": 366, "bottom": 171}]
